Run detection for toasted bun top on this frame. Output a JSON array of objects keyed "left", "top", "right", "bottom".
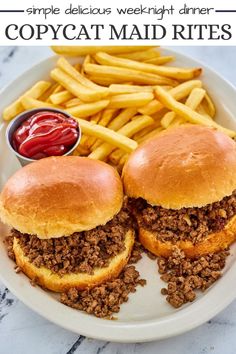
[
  {"left": 123, "top": 125, "right": 236, "bottom": 209},
  {"left": 0, "top": 156, "right": 123, "bottom": 238}
]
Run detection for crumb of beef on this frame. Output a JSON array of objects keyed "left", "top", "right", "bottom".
[
  {"left": 158, "top": 246, "right": 229, "bottom": 308},
  {"left": 7, "top": 208, "right": 134, "bottom": 276},
  {"left": 128, "top": 240, "right": 144, "bottom": 264},
  {"left": 129, "top": 191, "right": 236, "bottom": 244},
  {"left": 60, "top": 265, "right": 146, "bottom": 318}
]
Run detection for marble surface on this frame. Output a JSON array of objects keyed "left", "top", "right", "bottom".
[{"left": 0, "top": 46, "right": 236, "bottom": 354}]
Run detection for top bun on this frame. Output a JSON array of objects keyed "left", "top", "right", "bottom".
[
  {"left": 0, "top": 156, "right": 123, "bottom": 239},
  {"left": 123, "top": 125, "right": 236, "bottom": 209}
]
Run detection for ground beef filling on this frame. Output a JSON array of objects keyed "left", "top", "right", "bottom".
[
  {"left": 158, "top": 246, "right": 229, "bottom": 308},
  {"left": 6, "top": 208, "right": 133, "bottom": 276},
  {"left": 129, "top": 191, "right": 236, "bottom": 244},
  {"left": 61, "top": 265, "right": 146, "bottom": 319}
]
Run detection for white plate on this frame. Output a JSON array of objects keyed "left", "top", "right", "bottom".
[{"left": 0, "top": 49, "right": 236, "bottom": 343}]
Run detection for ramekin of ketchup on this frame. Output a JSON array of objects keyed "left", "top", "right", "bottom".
[{"left": 6, "top": 108, "right": 81, "bottom": 166}]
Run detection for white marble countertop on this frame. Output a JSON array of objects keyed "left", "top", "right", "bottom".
[{"left": 1, "top": 46, "right": 236, "bottom": 354}]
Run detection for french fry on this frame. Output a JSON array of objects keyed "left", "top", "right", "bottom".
[
  {"left": 3, "top": 81, "right": 51, "bottom": 121},
  {"left": 143, "top": 56, "right": 174, "bottom": 65},
  {"left": 85, "top": 64, "right": 178, "bottom": 86},
  {"left": 90, "top": 111, "right": 103, "bottom": 124},
  {"left": 57, "top": 57, "right": 108, "bottom": 96},
  {"left": 75, "top": 118, "right": 138, "bottom": 153},
  {"left": 91, "top": 108, "right": 137, "bottom": 151},
  {"left": 46, "top": 83, "right": 63, "bottom": 103},
  {"left": 168, "top": 116, "right": 185, "bottom": 127},
  {"left": 109, "top": 84, "right": 155, "bottom": 95},
  {"left": 66, "top": 100, "right": 110, "bottom": 118},
  {"left": 51, "top": 46, "right": 156, "bottom": 56},
  {"left": 87, "top": 75, "right": 125, "bottom": 86},
  {"left": 197, "top": 103, "right": 213, "bottom": 120},
  {"left": 203, "top": 92, "right": 216, "bottom": 117},
  {"left": 84, "top": 110, "right": 116, "bottom": 149},
  {"left": 95, "top": 52, "right": 202, "bottom": 80},
  {"left": 74, "top": 145, "right": 90, "bottom": 156},
  {"left": 64, "top": 98, "right": 83, "bottom": 108},
  {"left": 185, "top": 88, "right": 206, "bottom": 109},
  {"left": 81, "top": 55, "right": 91, "bottom": 75},
  {"left": 107, "top": 108, "right": 137, "bottom": 130},
  {"left": 21, "top": 96, "right": 59, "bottom": 110},
  {"left": 74, "top": 63, "right": 81, "bottom": 71},
  {"left": 155, "top": 86, "right": 236, "bottom": 137},
  {"left": 39, "top": 83, "right": 58, "bottom": 101},
  {"left": 116, "top": 48, "right": 160, "bottom": 61},
  {"left": 109, "top": 149, "right": 125, "bottom": 165},
  {"left": 161, "top": 111, "right": 176, "bottom": 128},
  {"left": 108, "top": 92, "right": 154, "bottom": 109},
  {"left": 161, "top": 89, "right": 206, "bottom": 130},
  {"left": 99, "top": 109, "right": 117, "bottom": 127},
  {"left": 50, "top": 68, "right": 106, "bottom": 102},
  {"left": 50, "top": 90, "right": 74, "bottom": 105},
  {"left": 52, "top": 84, "right": 64, "bottom": 94},
  {"left": 88, "top": 115, "right": 154, "bottom": 160},
  {"left": 118, "top": 154, "right": 129, "bottom": 170},
  {"left": 139, "top": 80, "right": 202, "bottom": 115},
  {"left": 137, "top": 126, "right": 164, "bottom": 144}
]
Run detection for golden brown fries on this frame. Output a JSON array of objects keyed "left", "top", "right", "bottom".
[
  {"left": 51, "top": 46, "right": 156, "bottom": 56},
  {"left": 109, "top": 84, "right": 154, "bottom": 95},
  {"left": 4, "top": 45, "right": 235, "bottom": 175},
  {"left": 51, "top": 68, "right": 106, "bottom": 102},
  {"left": 139, "top": 80, "right": 202, "bottom": 115},
  {"left": 115, "top": 48, "right": 160, "bottom": 61},
  {"left": 84, "top": 64, "right": 178, "bottom": 86},
  {"left": 21, "top": 96, "right": 60, "bottom": 110},
  {"left": 66, "top": 100, "right": 110, "bottom": 118},
  {"left": 57, "top": 57, "right": 108, "bottom": 95},
  {"left": 50, "top": 90, "right": 74, "bottom": 105},
  {"left": 143, "top": 56, "right": 174, "bottom": 65},
  {"left": 203, "top": 92, "right": 216, "bottom": 118},
  {"left": 108, "top": 92, "right": 154, "bottom": 109},
  {"left": 95, "top": 52, "right": 202, "bottom": 80},
  {"left": 3, "top": 81, "right": 51, "bottom": 121},
  {"left": 64, "top": 98, "right": 83, "bottom": 108},
  {"left": 155, "top": 86, "right": 236, "bottom": 137},
  {"left": 89, "top": 115, "right": 154, "bottom": 160},
  {"left": 75, "top": 118, "right": 138, "bottom": 153},
  {"left": 185, "top": 88, "right": 206, "bottom": 109}
]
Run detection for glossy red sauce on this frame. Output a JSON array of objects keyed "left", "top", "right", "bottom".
[{"left": 12, "top": 111, "right": 79, "bottom": 159}]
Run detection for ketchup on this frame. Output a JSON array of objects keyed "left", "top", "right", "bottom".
[{"left": 12, "top": 111, "right": 79, "bottom": 160}]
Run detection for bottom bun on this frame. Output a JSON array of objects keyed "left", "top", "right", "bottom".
[
  {"left": 138, "top": 216, "right": 236, "bottom": 258},
  {"left": 13, "top": 229, "right": 135, "bottom": 292}
]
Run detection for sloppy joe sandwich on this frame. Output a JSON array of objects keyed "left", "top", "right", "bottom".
[
  {"left": 0, "top": 156, "right": 135, "bottom": 292},
  {"left": 123, "top": 125, "right": 236, "bottom": 258}
]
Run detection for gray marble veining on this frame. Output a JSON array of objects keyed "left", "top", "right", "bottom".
[{"left": 0, "top": 46, "right": 236, "bottom": 354}]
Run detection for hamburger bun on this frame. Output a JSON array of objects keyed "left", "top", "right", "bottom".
[
  {"left": 123, "top": 125, "right": 236, "bottom": 209},
  {"left": 13, "top": 229, "right": 135, "bottom": 292},
  {"left": 123, "top": 125, "right": 236, "bottom": 258},
  {"left": 137, "top": 215, "right": 236, "bottom": 258},
  {"left": 0, "top": 156, "right": 123, "bottom": 239}
]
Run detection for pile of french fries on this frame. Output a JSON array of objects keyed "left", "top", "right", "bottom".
[{"left": 3, "top": 46, "right": 236, "bottom": 173}]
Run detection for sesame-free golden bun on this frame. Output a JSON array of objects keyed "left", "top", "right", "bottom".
[
  {"left": 13, "top": 229, "right": 135, "bottom": 292},
  {"left": 0, "top": 156, "right": 123, "bottom": 239},
  {"left": 123, "top": 125, "right": 236, "bottom": 209}
]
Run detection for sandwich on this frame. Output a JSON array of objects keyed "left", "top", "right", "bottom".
[
  {"left": 0, "top": 156, "right": 134, "bottom": 292},
  {"left": 122, "top": 125, "right": 236, "bottom": 258}
]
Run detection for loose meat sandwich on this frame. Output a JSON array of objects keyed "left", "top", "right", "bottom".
[
  {"left": 0, "top": 156, "right": 134, "bottom": 292},
  {"left": 123, "top": 125, "right": 236, "bottom": 258}
]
